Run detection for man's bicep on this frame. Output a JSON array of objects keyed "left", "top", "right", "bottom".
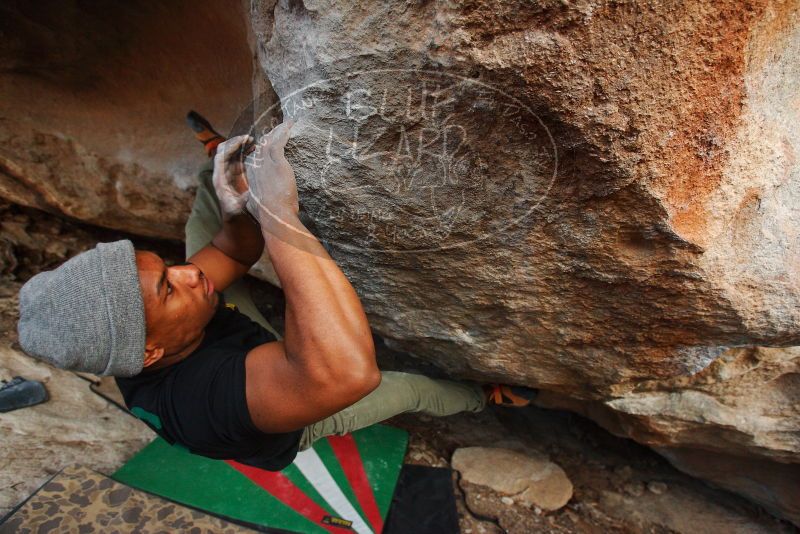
[
  {"left": 188, "top": 241, "right": 249, "bottom": 293},
  {"left": 245, "top": 341, "right": 373, "bottom": 434}
]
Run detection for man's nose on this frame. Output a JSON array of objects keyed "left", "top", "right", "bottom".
[{"left": 173, "top": 263, "right": 202, "bottom": 286}]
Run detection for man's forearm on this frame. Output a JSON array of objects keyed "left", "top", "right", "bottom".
[
  {"left": 262, "top": 214, "right": 377, "bottom": 383},
  {"left": 212, "top": 212, "right": 265, "bottom": 266}
]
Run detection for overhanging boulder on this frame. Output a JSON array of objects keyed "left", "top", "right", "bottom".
[{"left": 252, "top": 0, "right": 800, "bottom": 523}]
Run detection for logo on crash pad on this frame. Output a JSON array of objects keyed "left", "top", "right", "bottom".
[{"left": 321, "top": 515, "right": 354, "bottom": 529}]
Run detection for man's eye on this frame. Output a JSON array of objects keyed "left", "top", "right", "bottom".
[{"left": 167, "top": 281, "right": 173, "bottom": 295}]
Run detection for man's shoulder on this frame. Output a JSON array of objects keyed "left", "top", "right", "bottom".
[
  {"left": 116, "top": 300, "right": 276, "bottom": 413},
  {"left": 207, "top": 299, "right": 277, "bottom": 344},
  {"left": 115, "top": 303, "right": 276, "bottom": 396},
  {"left": 117, "top": 332, "right": 262, "bottom": 447}
]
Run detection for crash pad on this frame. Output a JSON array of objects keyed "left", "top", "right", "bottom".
[
  {"left": 383, "top": 465, "right": 459, "bottom": 533},
  {"left": 113, "top": 424, "right": 408, "bottom": 534},
  {"left": 0, "top": 464, "right": 256, "bottom": 532}
]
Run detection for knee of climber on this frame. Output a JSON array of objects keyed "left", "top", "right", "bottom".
[
  {"left": 327, "top": 408, "right": 359, "bottom": 437},
  {"left": 398, "top": 373, "right": 443, "bottom": 414}
]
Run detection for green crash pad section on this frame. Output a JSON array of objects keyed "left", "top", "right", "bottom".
[{"left": 113, "top": 425, "right": 408, "bottom": 534}]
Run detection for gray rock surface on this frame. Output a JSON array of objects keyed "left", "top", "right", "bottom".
[
  {"left": 599, "top": 487, "right": 780, "bottom": 534},
  {"left": 536, "top": 345, "right": 800, "bottom": 522},
  {"left": 251, "top": 0, "right": 800, "bottom": 523},
  {"left": 254, "top": 0, "right": 800, "bottom": 392},
  {"left": 452, "top": 446, "right": 573, "bottom": 511},
  {"left": 0, "top": 342, "right": 154, "bottom": 518}
]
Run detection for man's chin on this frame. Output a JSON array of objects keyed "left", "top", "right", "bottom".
[{"left": 198, "top": 293, "right": 220, "bottom": 327}]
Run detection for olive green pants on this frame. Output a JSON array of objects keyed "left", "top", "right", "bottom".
[{"left": 184, "top": 161, "right": 486, "bottom": 450}]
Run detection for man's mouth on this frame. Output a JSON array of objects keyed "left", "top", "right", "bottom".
[{"left": 205, "top": 275, "right": 214, "bottom": 296}]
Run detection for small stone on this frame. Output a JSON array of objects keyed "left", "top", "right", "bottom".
[
  {"left": 648, "top": 481, "right": 668, "bottom": 495},
  {"left": 623, "top": 481, "right": 645, "bottom": 497},
  {"left": 452, "top": 447, "right": 573, "bottom": 511},
  {"left": 501, "top": 496, "right": 514, "bottom": 506},
  {"left": 614, "top": 465, "right": 633, "bottom": 480},
  {"left": 565, "top": 510, "right": 579, "bottom": 523}
]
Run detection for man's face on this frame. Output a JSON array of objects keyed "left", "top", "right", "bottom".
[{"left": 135, "top": 250, "right": 219, "bottom": 361}]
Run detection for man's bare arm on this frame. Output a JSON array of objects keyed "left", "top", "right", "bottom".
[
  {"left": 189, "top": 135, "right": 266, "bottom": 293},
  {"left": 188, "top": 213, "right": 263, "bottom": 296},
  {"left": 243, "top": 122, "right": 380, "bottom": 433}
]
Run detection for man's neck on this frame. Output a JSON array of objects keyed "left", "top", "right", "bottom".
[{"left": 144, "top": 330, "right": 206, "bottom": 372}]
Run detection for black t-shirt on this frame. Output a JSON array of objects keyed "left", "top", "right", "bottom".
[{"left": 115, "top": 295, "right": 303, "bottom": 471}]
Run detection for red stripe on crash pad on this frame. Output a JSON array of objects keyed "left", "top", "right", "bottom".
[
  {"left": 226, "top": 460, "right": 340, "bottom": 533},
  {"left": 327, "top": 434, "right": 384, "bottom": 533}
]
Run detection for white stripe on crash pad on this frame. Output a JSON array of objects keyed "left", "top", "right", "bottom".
[{"left": 293, "top": 448, "right": 374, "bottom": 534}]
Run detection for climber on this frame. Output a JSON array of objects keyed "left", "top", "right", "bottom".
[{"left": 15, "top": 111, "right": 536, "bottom": 471}]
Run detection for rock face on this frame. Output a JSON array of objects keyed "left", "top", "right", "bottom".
[
  {"left": 0, "top": 0, "right": 259, "bottom": 239},
  {"left": 252, "top": 0, "right": 800, "bottom": 524},
  {"left": 1, "top": 0, "right": 799, "bottom": 524},
  {"left": 254, "top": 0, "right": 800, "bottom": 390},
  {"left": 452, "top": 447, "right": 573, "bottom": 511},
  {"left": 0, "top": 340, "right": 154, "bottom": 518},
  {"left": 536, "top": 345, "right": 800, "bottom": 523}
]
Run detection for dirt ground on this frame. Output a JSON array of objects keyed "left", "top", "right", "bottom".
[{"left": 1, "top": 201, "right": 797, "bottom": 533}]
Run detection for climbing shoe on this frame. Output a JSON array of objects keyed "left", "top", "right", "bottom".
[
  {"left": 483, "top": 384, "right": 537, "bottom": 407},
  {"left": 186, "top": 110, "right": 226, "bottom": 157},
  {"left": 0, "top": 376, "right": 48, "bottom": 413}
]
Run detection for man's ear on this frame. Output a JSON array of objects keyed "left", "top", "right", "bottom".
[{"left": 143, "top": 344, "right": 165, "bottom": 367}]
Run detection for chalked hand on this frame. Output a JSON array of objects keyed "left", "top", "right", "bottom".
[
  {"left": 244, "top": 120, "right": 299, "bottom": 227},
  {"left": 212, "top": 134, "right": 254, "bottom": 222}
]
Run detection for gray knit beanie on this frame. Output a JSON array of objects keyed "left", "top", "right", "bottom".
[{"left": 16, "top": 239, "right": 146, "bottom": 377}]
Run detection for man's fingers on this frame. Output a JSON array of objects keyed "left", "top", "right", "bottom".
[
  {"left": 216, "top": 135, "right": 253, "bottom": 165},
  {"left": 267, "top": 120, "right": 294, "bottom": 161},
  {"left": 216, "top": 136, "right": 255, "bottom": 184},
  {"left": 255, "top": 120, "right": 292, "bottom": 152},
  {"left": 226, "top": 135, "right": 254, "bottom": 157},
  {"left": 225, "top": 134, "right": 252, "bottom": 150}
]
